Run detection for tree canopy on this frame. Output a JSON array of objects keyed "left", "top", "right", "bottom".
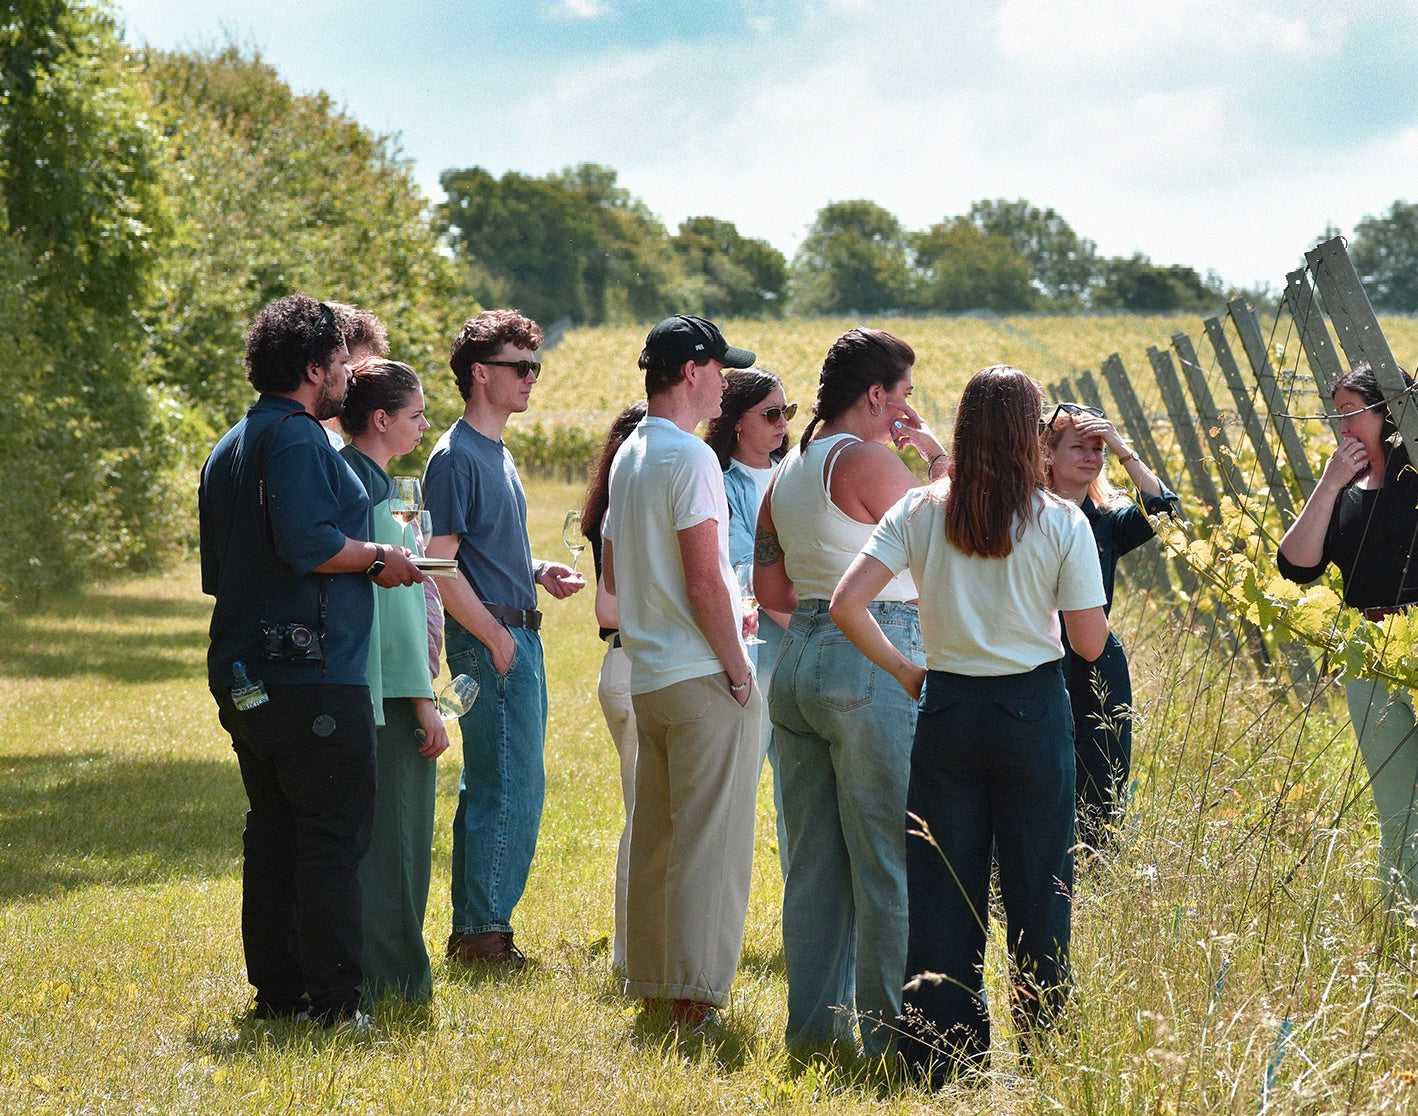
[{"left": 1350, "top": 201, "right": 1418, "bottom": 313}]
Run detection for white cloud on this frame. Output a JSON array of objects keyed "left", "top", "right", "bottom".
[{"left": 549, "top": 0, "right": 613, "bottom": 18}]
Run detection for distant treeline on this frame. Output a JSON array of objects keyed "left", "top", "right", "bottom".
[{"left": 6, "top": 1, "right": 1418, "bottom": 606}]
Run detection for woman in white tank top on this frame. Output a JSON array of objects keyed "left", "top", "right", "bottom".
[{"left": 753, "top": 328, "right": 947, "bottom": 1057}]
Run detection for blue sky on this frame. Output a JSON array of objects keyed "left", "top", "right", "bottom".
[{"left": 109, "top": 0, "right": 1418, "bottom": 291}]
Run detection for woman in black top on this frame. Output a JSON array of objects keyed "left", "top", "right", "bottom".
[
  {"left": 1042, "top": 403, "right": 1177, "bottom": 850},
  {"left": 1278, "top": 361, "right": 1418, "bottom": 906}
]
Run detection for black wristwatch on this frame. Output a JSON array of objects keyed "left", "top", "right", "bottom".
[{"left": 365, "top": 545, "right": 387, "bottom": 579}]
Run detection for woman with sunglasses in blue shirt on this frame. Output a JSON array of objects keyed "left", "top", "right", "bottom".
[
  {"left": 706, "top": 369, "right": 796, "bottom": 874},
  {"left": 1042, "top": 403, "right": 1176, "bottom": 852}
]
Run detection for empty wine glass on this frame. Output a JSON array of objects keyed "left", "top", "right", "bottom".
[
  {"left": 562, "top": 509, "right": 586, "bottom": 572},
  {"left": 390, "top": 475, "right": 422, "bottom": 527},
  {"left": 734, "top": 562, "right": 765, "bottom": 646},
  {"left": 436, "top": 673, "right": 479, "bottom": 721},
  {"left": 415, "top": 510, "right": 434, "bottom": 550}
]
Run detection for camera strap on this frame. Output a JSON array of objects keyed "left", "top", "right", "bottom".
[{"left": 256, "top": 409, "right": 330, "bottom": 660}]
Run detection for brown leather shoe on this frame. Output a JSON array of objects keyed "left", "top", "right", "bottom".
[{"left": 446, "top": 930, "right": 527, "bottom": 970}]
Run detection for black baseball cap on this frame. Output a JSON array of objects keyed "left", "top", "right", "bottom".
[{"left": 642, "top": 315, "right": 755, "bottom": 369}]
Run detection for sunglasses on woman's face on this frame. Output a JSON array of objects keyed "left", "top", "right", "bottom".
[
  {"left": 1041, "top": 402, "right": 1105, "bottom": 431},
  {"left": 752, "top": 403, "right": 798, "bottom": 423}
]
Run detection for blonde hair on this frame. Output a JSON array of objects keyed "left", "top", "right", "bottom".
[{"left": 1042, "top": 410, "right": 1129, "bottom": 509}]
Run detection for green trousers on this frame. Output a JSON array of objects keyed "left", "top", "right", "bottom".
[{"left": 359, "top": 698, "right": 437, "bottom": 1004}]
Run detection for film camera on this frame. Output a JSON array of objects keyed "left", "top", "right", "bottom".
[{"left": 261, "top": 621, "right": 323, "bottom": 662}]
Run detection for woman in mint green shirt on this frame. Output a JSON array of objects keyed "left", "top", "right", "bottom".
[{"left": 341, "top": 359, "right": 450, "bottom": 1005}]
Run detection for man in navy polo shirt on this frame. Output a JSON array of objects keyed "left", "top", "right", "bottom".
[
  {"left": 424, "top": 309, "right": 585, "bottom": 968},
  {"left": 200, "top": 293, "right": 422, "bottom": 1026}
]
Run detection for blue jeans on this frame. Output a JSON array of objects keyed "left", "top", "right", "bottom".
[
  {"left": 770, "top": 599, "right": 922, "bottom": 1055},
  {"left": 902, "top": 662, "right": 1075, "bottom": 1084},
  {"left": 1345, "top": 676, "right": 1418, "bottom": 906},
  {"left": 446, "top": 617, "right": 548, "bottom": 934},
  {"left": 757, "top": 612, "right": 788, "bottom": 878}
]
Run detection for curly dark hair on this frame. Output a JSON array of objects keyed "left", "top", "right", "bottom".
[
  {"left": 798, "top": 328, "right": 914, "bottom": 450},
  {"left": 582, "top": 401, "right": 647, "bottom": 546},
  {"left": 704, "top": 368, "right": 786, "bottom": 470},
  {"left": 449, "top": 309, "right": 543, "bottom": 401},
  {"left": 328, "top": 302, "right": 389, "bottom": 358},
  {"left": 244, "top": 293, "right": 345, "bottom": 394},
  {"left": 340, "top": 359, "right": 422, "bottom": 436}
]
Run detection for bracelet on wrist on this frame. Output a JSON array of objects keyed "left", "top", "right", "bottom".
[
  {"left": 927, "top": 450, "right": 948, "bottom": 471},
  {"left": 729, "top": 677, "right": 751, "bottom": 693}
]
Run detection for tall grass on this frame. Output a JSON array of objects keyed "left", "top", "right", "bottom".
[{"left": 2, "top": 480, "right": 1417, "bottom": 1114}]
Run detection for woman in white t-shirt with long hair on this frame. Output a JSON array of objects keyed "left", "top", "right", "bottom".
[{"left": 832, "top": 365, "right": 1108, "bottom": 1086}]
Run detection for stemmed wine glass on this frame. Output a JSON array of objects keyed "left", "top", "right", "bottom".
[
  {"left": 562, "top": 509, "right": 586, "bottom": 572},
  {"left": 415, "top": 510, "right": 434, "bottom": 551},
  {"left": 390, "top": 476, "right": 422, "bottom": 528},
  {"left": 436, "top": 674, "right": 480, "bottom": 721},
  {"left": 734, "top": 562, "right": 765, "bottom": 646},
  {"left": 417, "top": 673, "right": 479, "bottom": 745}
]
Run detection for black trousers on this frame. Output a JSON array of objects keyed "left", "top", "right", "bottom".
[{"left": 214, "top": 683, "right": 376, "bottom": 1021}]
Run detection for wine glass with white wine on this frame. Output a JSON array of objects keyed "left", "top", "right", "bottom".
[
  {"left": 389, "top": 475, "right": 422, "bottom": 530},
  {"left": 734, "top": 562, "right": 765, "bottom": 646},
  {"left": 562, "top": 509, "right": 586, "bottom": 572}
]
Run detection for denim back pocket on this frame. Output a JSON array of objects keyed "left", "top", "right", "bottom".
[{"left": 811, "top": 631, "right": 880, "bottom": 712}]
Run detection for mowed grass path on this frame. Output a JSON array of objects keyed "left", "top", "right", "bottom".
[{"left": 4, "top": 478, "right": 1418, "bottom": 1114}]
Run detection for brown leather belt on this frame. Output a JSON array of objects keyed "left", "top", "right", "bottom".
[
  {"left": 1361, "top": 605, "right": 1412, "bottom": 622},
  {"left": 483, "top": 602, "right": 542, "bottom": 630}
]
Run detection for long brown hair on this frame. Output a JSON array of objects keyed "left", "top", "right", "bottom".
[
  {"left": 944, "top": 365, "right": 1045, "bottom": 558},
  {"left": 582, "top": 401, "right": 647, "bottom": 546}
]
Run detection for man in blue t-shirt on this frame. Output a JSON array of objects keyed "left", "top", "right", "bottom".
[
  {"left": 199, "top": 294, "right": 422, "bottom": 1026},
  {"left": 424, "top": 309, "right": 585, "bottom": 969}
]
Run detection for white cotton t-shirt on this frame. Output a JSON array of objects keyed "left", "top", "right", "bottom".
[
  {"left": 862, "top": 483, "right": 1106, "bottom": 676},
  {"left": 604, "top": 416, "right": 743, "bottom": 695}
]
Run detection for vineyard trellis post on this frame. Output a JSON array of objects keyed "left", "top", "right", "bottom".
[
  {"left": 1228, "top": 298, "right": 1319, "bottom": 498},
  {"left": 1282, "top": 268, "right": 1342, "bottom": 437},
  {"left": 1305, "top": 237, "right": 1418, "bottom": 472},
  {"left": 1170, "top": 331, "right": 1250, "bottom": 505},
  {"left": 1147, "top": 345, "right": 1223, "bottom": 515},
  {"left": 1200, "top": 316, "right": 1297, "bottom": 527}
]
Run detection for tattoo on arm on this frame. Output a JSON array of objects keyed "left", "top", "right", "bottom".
[{"left": 754, "top": 528, "right": 783, "bottom": 566}]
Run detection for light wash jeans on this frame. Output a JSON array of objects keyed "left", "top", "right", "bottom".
[
  {"left": 446, "top": 617, "right": 548, "bottom": 935},
  {"left": 1345, "top": 676, "right": 1418, "bottom": 906},
  {"left": 770, "top": 599, "right": 922, "bottom": 1055}
]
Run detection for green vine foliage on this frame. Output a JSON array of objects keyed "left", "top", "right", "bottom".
[{"left": 1148, "top": 463, "right": 1418, "bottom": 693}]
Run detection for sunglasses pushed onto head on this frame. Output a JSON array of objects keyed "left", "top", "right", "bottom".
[{"left": 1041, "top": 402, "right": 1105, "bottom": 432}]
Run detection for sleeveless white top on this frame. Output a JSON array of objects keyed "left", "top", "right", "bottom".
[{"left": 770, "top": 433, "right": 917, "bottom": 602}]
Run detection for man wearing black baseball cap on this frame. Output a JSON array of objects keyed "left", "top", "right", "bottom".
[
  {"left": 601, "top": 314, "right": 761, "bottom": 1031},
  {"left": 641, "top": 314, "right": 757, "bottom": 372}
]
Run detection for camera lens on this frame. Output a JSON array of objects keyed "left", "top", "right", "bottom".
[{"left": 289, "top": 626, "right": 313, "bottom": 650}]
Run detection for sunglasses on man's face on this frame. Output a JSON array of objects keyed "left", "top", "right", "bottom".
[
  {"left": 752, "top": 403, "right": 798, "bottom": 423},
  {"left": 1041, "top": 402, "right": 1105, "bottom": 432},
  {"left": 482, "top": 359, "right": 542, "bottom": 379}
]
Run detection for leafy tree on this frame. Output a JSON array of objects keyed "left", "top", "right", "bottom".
[
  {"left": 966, "top": 198, "right": 1098, "bottom": 305},
  {"left": 1, "top": 0, "right": 176, "bottom": 602},
  {"left": 138, "top": 46, "right": 460, "bottom": 431},
  {"left": 1093, "top": 253, "right": 1223, "bottom": 312},
  {"left": 789, "top": 200, "right": 912, "bottom": 316},
  {"left": 1350, "top": 201, "right": 1418, "bottom": 312},
  {"left": 911, "top": 219, "right": 1036, "bottom": 313},
  {"left": 440, "top": 162, "right": 679, "bottom": 326},
  {"left": 440, "top": 166, "right": 600, "bottom": 326},
  {"left": 670, "top": 216, "right": 786, "bottom": 318}
]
